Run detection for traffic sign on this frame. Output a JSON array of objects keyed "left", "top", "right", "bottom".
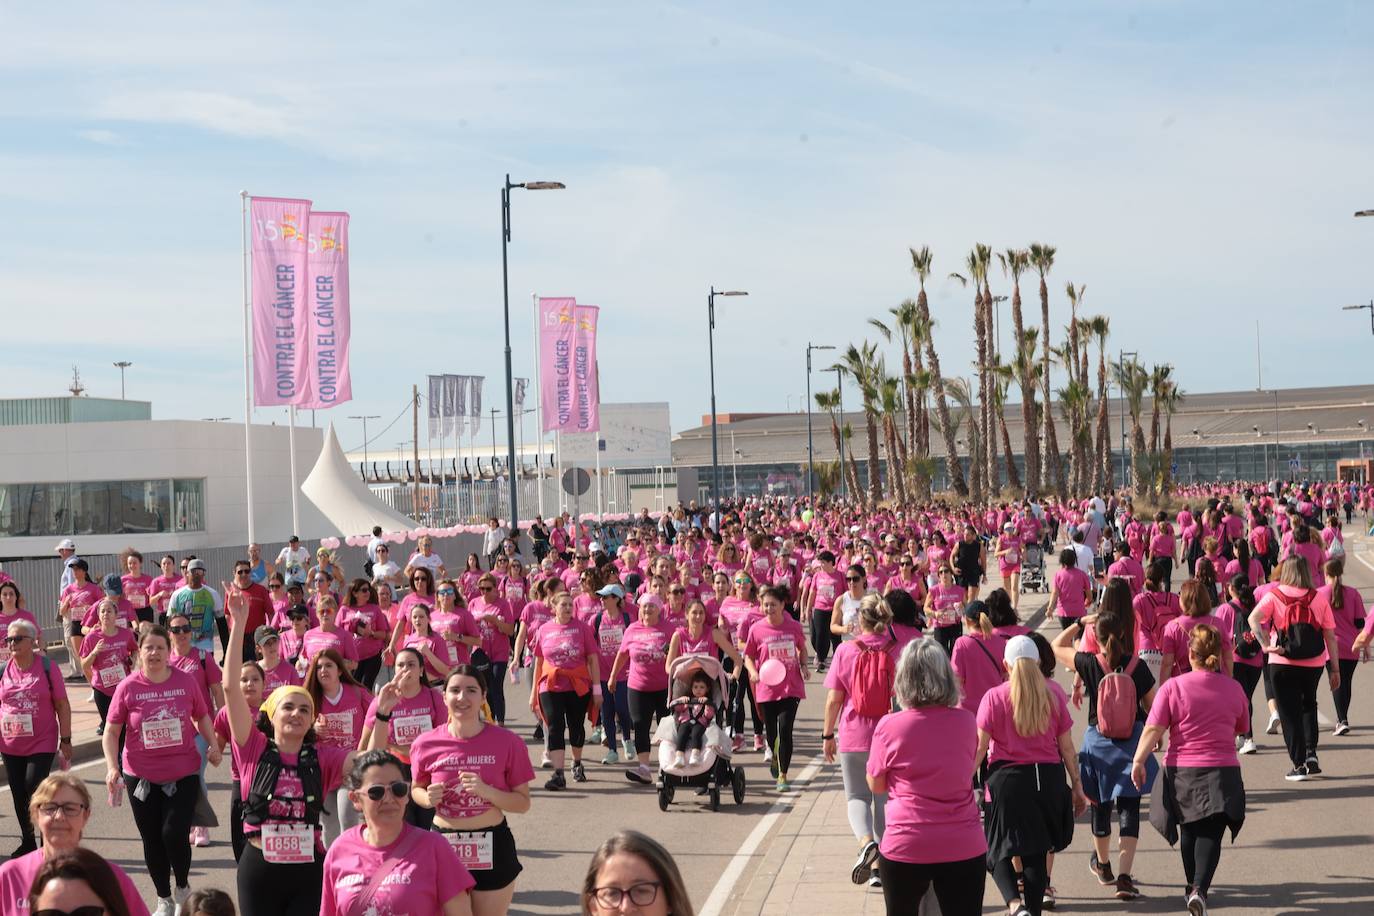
[{"left": 562, "top": 468, "right": 591, "bottom": 496}]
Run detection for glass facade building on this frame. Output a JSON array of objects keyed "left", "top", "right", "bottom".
[{"left": 0, "top": 479, "right": 205, "bottom": 538}]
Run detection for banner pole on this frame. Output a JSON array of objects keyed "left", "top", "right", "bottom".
[
  {"left": 239, "top": 191, "right": 257, "bottom": 543},
  {"left": 288, "top": 405, "right": 300, "bottom": 536},
  {"left": 439, "top": 381, "right": 447, "bottom": 525},
  {"left": 533, "top": 293, "right": 545, "bottom": 520}
]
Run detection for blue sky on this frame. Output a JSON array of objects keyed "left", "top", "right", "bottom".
[{"left": 3, "top": 2, "right": 1373, "bottom": 456}]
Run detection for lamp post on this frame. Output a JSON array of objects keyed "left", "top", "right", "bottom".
[
  {"left": 805, "top": 343, "right": 835, "bottom": 501},
  {"left": 1117, "top": 350, "right": 1137, "bottom": 488},
  {"left": 113, "top": 361, "right": 132, "bottom": 399},
  {"left": 707, "top": 286, "right": 748, "bottom": 512},
  {"left": 501, "top": 174, "right": 564, "bottom": 534},
  {"left": 349, "top": 414, "right": 380, "bottom": 467},
  {"left": 833, "top": 366, "right": 847, "bottom": 499}
]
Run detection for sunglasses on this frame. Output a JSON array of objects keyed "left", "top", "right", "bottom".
[
  {"left": 669, "top": 587, "right": 685, "bottom": 594},
  {"left": 235, "top": 569, "right": 252, "bottom": 576},
  {"left": 479, "top": 586, "right": 493, "bottom": 592},
  {"left": 362, "top": 780, "right": 410, "bottom": 801},
  {"left": 168, "top": 625, "right": 192, "bottom": 634},
  {"left": 3, "top": 636, "right": 28, "bottom": 645},
  {"left": 288, "top": 614, "right": 307, "bottom": 621},
  {"left": 35, "top": 909, "right": 105, "bottom": 916},
  {"left": 846, "top": 576, "right": 862, "bottom": 582},
  {"left": 437, "top": 588, "right": 456, "bottom": 596}
]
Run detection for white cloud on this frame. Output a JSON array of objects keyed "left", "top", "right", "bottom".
[{"left": 76, "top": 128, "right": 125, "bottom": 146}]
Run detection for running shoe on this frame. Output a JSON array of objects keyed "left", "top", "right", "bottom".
[
  {"left": 769, "top": 754, "right": 779, "bottom": 779},
  {"left": 775, "top": 776, "right": 790, "bottom": 792},
  {"left": 1304, "top": 755, "right": 1321, "bottom": 775},
  {"left": 624, "top": 764, "right": 652, "bottom": 784},
  {"left": 540, "top": 751, "right": 552, "bottom": 769},
  {"left": 1284, "top": 766, "right": 1309, "bottom": 782},
  {"left": 1333, "top": 721, "right": 1351, "bottom": 736},
  {"left": 1265, "top": 712, "right": 1280, "bottom": 734},
  {"left": 572, "top": 761, "right": 587, "bottom": 783},
  {"left": 1042, "top": 885, "right": 1056, "bottom": 910},
  {"left": 867, "top": 873, "right": 881, "bottom": 888},
  {"left": 601, "top": 749, "right": 619, "bottom": 765},
  {"left": 1238, "top": 738, "right": 1258, "bottom": 755},
  {"left": 623, "top": 737, "right": 636, "bottom": 759},
  {"left": 545, "top": 770, "right": 567, "bottom": 791},
  {"left": 173, "top": 885, "right": 191, "bottom": 915},
  {"left": 762, "top": 745, "right": 774, "bottom": 764},
  {"left": 753, "top": 735, "right": 765, "bottom": 751},
  {"left": 1187, "top": 890, "right": 1208, "bottom": 915},
  {"left": 1011, "top": 908, "right": 1031, "bottom": 916},
  {"left": 1088, "top": 852, "right": 1115, "bottom": 885},
  {"left": 152, "top": 899, "right": 174, "bottom": 916},
  {"left": 850, "top": 840, "right": 879, "bottom": 885},
  {"left": 1114, "top": 873, "right": 1139, "bottom": 900},
  {"left": 589, "top": 725, "right": 604, "bottom": 745},
  {"left": 731, "top": 735, "right": 745, "bottom": 752}
]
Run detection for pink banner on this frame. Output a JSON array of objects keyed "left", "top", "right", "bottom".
[
  {"left": 300, "top": 211, "right": 352, "bottom": 408},
  {"left": 539, "top": 297, "right": 578, "bottom": 432},
  {"left": 573, "top": 304, "right": 600, "bottom": 432},
  {"left": 250, "top": 197, "right": 313, "bottom": 406}
]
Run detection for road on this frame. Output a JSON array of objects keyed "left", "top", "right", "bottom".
[{"left": 9, "top": 528, "right": 1374, "bottom": 915}]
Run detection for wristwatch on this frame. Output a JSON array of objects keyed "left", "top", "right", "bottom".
[
  {"left": 374, "top": 711, "right": 392, "bottom": 722},
  {"left": 821, "top": 733, "right": 835, "bottom": 741}
]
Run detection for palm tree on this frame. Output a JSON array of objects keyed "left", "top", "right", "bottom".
[
  {"left": 1161, "top": 381, "right": 1185, "bottom": 496},
  {"left": 1064, "top": 283, "right": 1088, "bottom": 492},
  {"left": 907, "top": 365, "right": 935, "bottom": 500},
  {"left": 840, "top": 422, "right": 863, "bottom": 499},
  {"left": 1057, "top": 379, "right": 1093, "bottom": 496},
  {"left": 1148, "top": 364, "right": 1173, "bottom": 462},
  {"left": 879, "top": 373, "right": 910, "bottom": 505},
  {"left": 991, "top": 357, "right": 1023, "bottom": 491},
  {"left": 1113, "top": 358, "right": 1149, "bottom": 494},
  {"left": 1028, "top": 242, "right": 1063, "bottom": 498},
  {"left": 838, "top": 343, "right": 884, "bottom": 506},
  {"left": 869, "top": 299, "right": 920, "bottom": 473},
  {"left": 1086, "top": 315, "right": 1112, "bottom": 492},
  {"left": 815, "top": 460, "right": 841, "bottom": 498},
  {"left": 909, "top": 246, "right": 967, "bottom": 496},
  {"left": 944, "top": 376, "right": 976, "bottom": 492},
  {"left": 976, "top": 243, "right": 997, "bottom": 494},
  {"left": 815, "top": 388, "right": 843, "bottom": 467},
  {"left": 949, "top": 258, "right": 986, "bottom": 504},
  {"left": 999, "top": 248, "right": 1039, "bottom": 492}
]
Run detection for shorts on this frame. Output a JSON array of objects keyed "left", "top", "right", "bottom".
[
  {"left": 435, "top": 819, "right": 522, "bottom": 891},
  {"left": 955, "top": 570, "right": 981, "bottom": 588},
  {"left": 68, "top": 619, "right": 83, "bottom": 638}
]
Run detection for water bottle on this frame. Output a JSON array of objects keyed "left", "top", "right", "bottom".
[{"left": 108, "top": 780, "right": 123, "bottom": 808}]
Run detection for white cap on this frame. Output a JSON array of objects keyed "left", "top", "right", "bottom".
[
  {"left": 54, "top": 539, "right": 76, "bottom": 552},
  {"left": 1003, "top": 635, "right": 1040, "bottom": 666},
  {"left": 589, "top": 541, "right": 604, "bottom": 553}
]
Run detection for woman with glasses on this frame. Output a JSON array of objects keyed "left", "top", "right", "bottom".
[
  {"left": 432, "top": 580, "right": 482, "bottom": 670},
  {"left": 79, "top": 599, "right": 138, "bottom": 736},
  {"left": 925, "top": 567, "right": 967, "bottom": 655},
  {"left": 222, "top": 603, "right": 356, "bottom": 916},
  {"left": 304, "top": 648, "right": 373, "bottom": 848},
  {"left": 885, "top": 554, "right": 925, "bottom": 603},
  {"left": 574, "top": 566, "right": 604, "bottom": 622},
  {"left": 1, "top": 620, "right": 72, "bottom": 859},
  {"left": 166, "top": 611, "right": 224, "bottom": 849},
  {"left": 830, "top": 564, "right": 869, "bottom": 643},
  {"left": 321, "top": 749, "right": 475, "bottom": 915},
  {"left": 306, "top": 572, "right": 340, "bottom": 619},
  {"left": 341, "top": 578, "right": 387, "bottom": 690},
  {"left": 278, "top": 605, "right": 312, "bottom": 672},
  {"left": 401, "top": 567, "right": 438, "bottom": 620},
  {"left": 104, "top": 624, "right": 220, "bottom": 914},
  {"left": 470, "top": 574, "right": 516, "bottom": 725},
  {"left": 312, "top": 547, "right": 347, "bottom": 591},
  {"left": 412, "top": 666, "right": 534, "bottom": 915},
  {"left": 24, "top": 847, "right": 141, "bottom": 916},
  {"left": 266, "top": 574, "right": 290, "bottom": 619},
  {"left": 582, "top": 829, "right": 694, "bottom": 916},
  {"left": 0, "top": 773, "right": 149, "bottom": 915}
]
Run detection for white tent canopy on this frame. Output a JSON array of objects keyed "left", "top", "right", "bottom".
[{"left": 301, "top": 423, "right": 417, "bottom": 536}]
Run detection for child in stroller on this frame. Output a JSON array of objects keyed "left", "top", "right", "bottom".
[{"left": 671, "top": 671, "right": 715, "bottom": 768}]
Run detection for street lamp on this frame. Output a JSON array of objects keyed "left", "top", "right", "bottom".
[
  {"left": 1355, "top": 210, "right": 1374, "bottom": 217},
  {"left": 833, "top": 366, "right": 847, "bottom": 499},
  {"left": 349, "top": 414, "right": 381, "bottom": 467},
  {"left": 501, "top": 173, "right": 564, "bottom": 535},
  {"left": 805, "top": 343, "right": 835, "bottom": 501},
  {"left": 707, "top": 286, "right": 748, "bottom": 514},
  {"left": 113, "top": 361, "right": 132, "bottom": 399}
]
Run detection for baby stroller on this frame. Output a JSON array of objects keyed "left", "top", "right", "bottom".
[
  {"left": 653, "top": 654, "right": 747, "bottom": 811},
  {"left": 1020, "top": 542, "right": 1047, "bottom": 592}
]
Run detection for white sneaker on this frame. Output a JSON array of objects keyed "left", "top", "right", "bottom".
[
  {"left": 1238, "top": 738, "right": 1258, "bottom": 755},
  {"left": 1333, "top": 721, "right": 1351, "bottom": 736},
  {"left": 688, "top": 748, "right": 701, "bottom": 765},
  {"left": 1266, "top": 712, "right": 1280, "bottom": 735},
  {"left": 589, "top": 725, "right": 604, "bottom": 744},
  {"left": 153, "top": 899, "right": 174, "bottom": 916},
  {"left": 673, "top": 751, "right": 686, "bottom": 768},
  {"left": 540, "top": 751, "right": 552, "bottom": 769},
  {"left": 763, "top": 745, "right": 774, "bottom": 763},
  {"left": 172, "top": 885, "right": 191, "bottom": 916}
]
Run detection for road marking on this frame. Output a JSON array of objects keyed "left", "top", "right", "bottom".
[
  {"left": 0, "top": 756, "right": 106, "bottom": 794},
  {"left": 697, "top": 753, "right": 825, "bottom": 916}
]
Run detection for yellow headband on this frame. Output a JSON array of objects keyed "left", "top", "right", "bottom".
[{"left": 260, "top": 685, "right": 315, "bottom": 720}]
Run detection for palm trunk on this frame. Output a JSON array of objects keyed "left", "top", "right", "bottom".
[
  {"left": 918, "top": 289, "right": 967, "bottom": 496},
  {"left": 902, "top": 343, "right": 916, "bottom": 475},
  {"left": 1094, "top": 346, "right": 1110, "bottom": 492},
  {"left": 982, "top": 279, "right": 998, "bottom": 494},
  {"left": 971, "top": 287, "right": 987, "bottom": 505},
  {"left": 865, "top": 410, "right": 882, "bottom": 506},
  {"left": 1131, "top": 423, "right": 1147, "bottom": 495},
  {"left": 1039, "top": 277, "right": 1063, "bottom": 498},
  {"left": 999, "top": 407, "right": 1022, "bottom": 491},
  {"left": 845, "top": 441, "right": 863, "bottom": 499},
  {"left": 1163, "top": 414, "right": 1175, "bottom": 495},
  {"left": 1011, "top": 281, "right": 1039, "bottom": 493},
  {"left": 885, "top": 417, "right": 909, "bottom": 505}
]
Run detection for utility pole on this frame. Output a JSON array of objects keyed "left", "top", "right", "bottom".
[
  {"left": 113, "top": 361, "right": 132, "bottom": 399},
  {"left": 412, "top": 384, "right": 420, "bottom": 518}
]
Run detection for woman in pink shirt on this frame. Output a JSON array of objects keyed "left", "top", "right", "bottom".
[
  {"left": 1047, "top": 549, "right": 1094, "bottom": 629},
  {"left": 743, "top": 586, "right": 810, "bottom": 792},
  {"left": 923, "top": 566, "right": 965, "bottom": 654},
  {"left": 121, "top": 548, "right": 156, "bottom": 624},
  {"left": 1320, "top": 557, "right": 1363, "bottom": 736},
  {"left": 469, "top": 574, "right": 517, "bottom": 726},
  {"left": 1147, "top": 517, "right": 1178, "bottom": 592},
  {"left": 950, "top": 601, "right": 1007, "bottom": 718},
  {"left": 975, "top": 635, "right": 1087, "bottom": 916},
  {"left": 1248, "top": 556, "right": 1340, "bottom": 778},
  {"left": 609, "top": 595, "right": 676, "bottom": 785},
  {"left": 303, "top": 648, "right": 373, "bottom": 847},
  {"left": 1283, "top": 524, "right": 1326, "bottom": 587},
  {"left": 1158, "top": 580, "right": 1234, "bottom": 685},
  {"left": 148, "top": 554, "right": 183, "bottom": 622},
  {"left": 1131, "top": 625, "right": 1248, "bottom": 915},
  {"left": 864, "top": 639, "right": 986, "bottom": 914},
  {"left": 530, "top": 591, "right": 601, "bottom": 791},
  {"left": 821, "top": 596, "right": 898, "bottom": 889},
  {"left": 994, "top": 523, "right": 1024, "bottom": 606},
  {"left": 1, "top": 619, "right": 73, "bottom": 859}
]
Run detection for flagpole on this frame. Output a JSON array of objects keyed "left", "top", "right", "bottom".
[
  {"left": 556, "top": 430, "right": 564, "bottom": 515},
  {"left": 288, "top": 405, "right": 300, "bottom": 536},
  {"left": 595, "top": 439, "right": 603, "bottom": 519},
  {"left": 239, "top": 191, "right": 257, "bottom": 543},
  {"left": 439, "top": 381, "right": 447, "bottom": 524},
  {"left": 532, "top": 293, "right": 545, "bottom": 520}
]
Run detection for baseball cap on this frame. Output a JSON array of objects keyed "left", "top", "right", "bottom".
[
  {"left": 187, "top": 559, "right": 207, "bottom": 572},
  {"left": 254, "top": 625, "right": 280, "bottom": 646},
  {"left": 54, "top": 539, "right": 76, "bottom": 552},
  {"left": 1003, "top": 635, "right": 1039, "bottom": 666},
  {"left": 289, "top": 535, "right": 300, "bottom": 543},
  {"left": 589, "top": 541, "right": 605, "bottom": 554},
  {"left": 596, "top": 584, "right": 626, "bottom": 598},
  {"left": 101, "top": 573, "right": 123, "bottom": 596}
]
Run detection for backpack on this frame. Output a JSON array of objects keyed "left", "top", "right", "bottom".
[
  {"left": 1094, "top": 654, "right": 1140, "bottom": 740},
  {"left": 850, "top": 640, "right": 895, "bottom": 718},
  {"left": 1229, "top": 600, "right": 1262, "bottom": 660},
  {"left": 1327, "top": 535, "right": 1345, "bottom": 560},
  {"left": 1275, "top": 589, "right": 1325, "bottom": 660},
  {"left": 244, "top": 739, "right": 327, "bottom": 825}
]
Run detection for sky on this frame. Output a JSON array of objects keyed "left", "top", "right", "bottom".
[{"left": 3, "top": 2, "right": 1373, "bottom": 458}]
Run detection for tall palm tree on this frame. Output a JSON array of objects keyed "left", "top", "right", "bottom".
[
  {"left": 976, "top": 243, "right": 997, "bottom": 494},
  {"left": 907, "top": 365, "right": 935, "bottom": 500},
  {"left": 840, "top": 422, "right": 862, "bottom": 499},
  {"left": 1086, "top": 315, "right": 1112, "bottom": 492},
  {"left": 1161, "top": 381, "right": 1185, "bottom": 495},
  {"left": 909, "top": 246, "right": 967, "bottom": 496},
  {"left": 1028, "top": 242, "right": 1063, "bottom": 498},
  {"left": 839, "top": 343, "right": 884, "bottom": 506},
  {"left": 991, "top": 357, "right": 1023, "bottom": 491},
  {"left": 999, "top": 248, "right": 1039, "bottom": 492},
  {"left": 879, "top": 374, "right": 910, "bottom": 505},
  {"left": 869, "top": 299, "right": 920, "bottom": 470},
  {"left": 815, "top": 460, "right": 841, "bottom": 498},
  {"left": 1064, "top": 283, "right": 1089, "bottom": 492},
  {"left": 815, "top": 388, "right": 843, "bottom": 466},
  {"left": 1057, "top": 379, "right": 1093, "bottom": 496},
  {"left": 944, "top": 376, "right": 976, "bottom": 492},
  {"left": 1113, "top": 358, "right": 1149, "bottom": 494},
  {"left": 1148, "top": 364, "right": 1173, "bottom": 458},
  {"left": 949, "top": 259, "right": 986, "bottom": 504}
]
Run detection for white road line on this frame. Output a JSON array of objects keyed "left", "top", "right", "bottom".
[
  {"left": 0, "top": 756, "right": 106, "bottom": 794},
  {"left": 697, "top": 753, "right": 825, "bottom": 916}
]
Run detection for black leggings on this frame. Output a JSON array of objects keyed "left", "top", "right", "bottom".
[
  {"left": 1272, "top": 664, "right": 1323, "bottom": 766},
  {"left": 1179, "top": 813, "right": 1228, "bottom": 896},
  {"left": 811, "top": 610, "right": 837, "bottom": 665},
  {"left": 539, "top": 690, "right": 590, "bottom": 752},
  {"left": 230, "top": 780, "right": 246, "bottom": 862},
  {"left": 726, "top": 660, "right": 762, "bottom": 738},
  {"left": 932, "top": 624, "right": 961, "bottom": 655},
  {"left": 627, "top": 688, "right": 668, "bottom": 756},
  {"left": 1233, "top": 663, "right": 1263, "bottom": 738},
  {"left": 879, "top": 853, "right": 985, "bottom": 916},
  {"left": 992, "top": 851, "right": 1049, "bottom": 915},
  {"left": 675, "top": 721, "right": 706, "bottom": 752},
  {"left": 125, "top": 772, "right": 199, "bottom": 899},
  {"left": 759, "top": 697, "right": 800, "bottom": 775},
  {"left": 2, "top": 752, "right": 55, "bottom": 846},
  {"left": 354, "top": 654, "right": 383, "bottom": 691},
  {"left": 1332, "top": 658, "right": 1358, "bottom": 724},
  {"left": 237, "top": 840, "right": 323, "bottom": 915},
  {"left": 94, "top": 689, "right": 114, "bottom": 728},
  {"left": 1155, "top": 556, "right": 1175, "bottom": 593},
  {"left": 1090, "top": 795, "right": 1141, "bottom": 839},
  {"left": 487, "top": 662, "right": 509, "bottom": 724}
]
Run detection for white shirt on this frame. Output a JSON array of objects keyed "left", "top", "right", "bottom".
[
  {"left": 59, "top": 555, "right": 83, "bottom": 592},
  {"left": 276, "top": 547, "right": 311, "bottom": 584},
  {"left": 367, "top": 536, "right": 385, "bottom": 563},
  {"left": 408, "top": 552, "right": 444, "bottom": 574},
  {"left": 1071, "top": 542, "right": 1096, "bottom": 575},
  {"left": 482, "top": 526, "right": 508, "bottom": 555},
  {"left": 371, "top": 560, "right": 403, "bottom": 585}
]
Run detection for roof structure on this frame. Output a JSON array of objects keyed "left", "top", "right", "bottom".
[{"left": 302, "top": 424, "right": 418, "bottom": 535}]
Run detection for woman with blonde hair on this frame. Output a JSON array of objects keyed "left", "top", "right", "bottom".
[{"left": 975, "top": 635, "right": 1087, "bottom": 916}]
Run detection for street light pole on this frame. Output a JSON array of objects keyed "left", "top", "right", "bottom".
[
  {"left": 348, "top": 414, "right": 381, "bottom": 467},
  {"left": 113, "top": 361, "right": 132, "bottom": 399},
  {"left": 805, "top": 343, "right": 835, "bottom": 502},
  {"left": 833, "top": 366, "right": 846, "bottom": 499},
  {"left": 502, "top": 174, "right": 564, "bottom": 536},
  {"left": 707, "top": 286, "right": 748, "bottom": 513}
]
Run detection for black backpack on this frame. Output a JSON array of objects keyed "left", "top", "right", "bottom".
[
  {"left": 244, "top": 738, "right": 328, "bottom": 824},
  {"left": 1229, "top": 601, "right": 1261, "bottom": 660},
  {"left": 1275, "top": 590, "right": 1324, "bottom": 661}
]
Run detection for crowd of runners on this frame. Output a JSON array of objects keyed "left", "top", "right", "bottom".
[{"left": 0, "top": 479, "right": 1371, "bottom": 914}]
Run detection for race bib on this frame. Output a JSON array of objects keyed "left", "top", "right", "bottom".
[
  {"left": 316, "top": 712, "right": 353, "bottom": 743},
  {"left": 141, "top": 717, "right": 182, "bottom": 749},
  {"left": 98, "top": 664, "right": 124, "bottom": 688},
  {"left": 1, "top": 713, "right": 34, "bottom": 738},
  {"left": 130, "top": 593, "right": 148, "bottom": 609},
  {"left": 599, "top": 625, "right": 623, "bottom": 653},
  {"left": 392, "top": 713, "right": 431, "bottom": 746},
  {"left": 261, "top": 823, "right": 315, "bottom": 864},
  {"left": 766, "top": 638, "right": 797, "bottom": 662},
  {"left": 446, "top": 830, "right": 494, "bottom": 870}
]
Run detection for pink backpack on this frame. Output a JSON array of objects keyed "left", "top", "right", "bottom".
[
  {"left": 850, "top": 641, "right": 895, "bottom": 718},
  {"left": 1095, "top": 654, "right": 1140, "bottom": 739}
]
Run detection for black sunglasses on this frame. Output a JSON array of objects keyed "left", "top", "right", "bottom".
[
  {"left": 288, "top": 613, "right": 307, "bottom": 621},
  {"left": 168, "top": 625, "right": 192, "bottom": 634},
  {"left": 3, "top": 635, "right": 28, "bottom": 645},
  {"left": 36, "top": 909, "right": 105, "bottom": 916},
  {"left": 479, "top": 586, "right": 493, "bottom": 592},
  {"left": 363, "top": 780, "right": 410, "bottom": 801},
  {"left": 846, "top": 576, "right": 862, "bottom": 582}
]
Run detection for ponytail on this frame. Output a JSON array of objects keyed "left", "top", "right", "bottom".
[
  {"left": 1008, "top": 657, "right": 1051, "bottom": 738},
  {"left": 1325, "top": 558, "right": 1345, "bottom": 611}
]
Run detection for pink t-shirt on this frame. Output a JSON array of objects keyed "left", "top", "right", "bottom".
[
  {"left": 824, "top": 633, "right": 900, "bottom": 752},
  {"left": 950, "top": 633, "right": 1009, "bottom": 716},
  {"left": 316, "top": 683, "right": 373, "bottom": 750},
  {"left": 1145, "top": 670, "right": 1249, "bottom": 768},
  {"left": 470, "top": 596, "right": 516, "bottom": 664},
  {"left": 616, "top": 620, "right": 675, "bottom": 692},
  {"left": 1254, "top": 585, "right": 1336, "bottom": 668},
  {"left": 717, "top": 597, "right": 761, "bottom": 643},
  {"left": 402, "top": 632, "right": 454, "bottom": 681},
  {"left": 926, "top": 584, "right": 965, "bottom": 627},
  {"left": 0, "top": 848, "right": 150, "bottom": 916},
  {"left": 80, "top": 598, "right": 138, "bottom": 631},
  {"left": 0, "top": 656, "right": 68, "bottom": 757},
  {"left": 231, "top": 727, "right": 348, "bottom": 843},
  {"left": 1319, "top": 584, "right": 1366, "bottom": 660},
  {"left": 262, "top": 658, "right": 303, "bottom": 692},
  {"left": 339, "top": 603, "right": 389, "bottom": 660},
  {"left": 431, "top": 608, "right": 479, "bottom": 667},
  {"left": 60, "top": 581, "right": 102, "bottom": 622},
  {"left": 79, "top": 627, "right": 138, "bottom": 696},
  {"left": 1106, "top": 557, "right": 1144, "bottom": 595},
  {"left": 108, "top": 668, "right": 210, "bottom": 783},
  {"left": 976, "top": 680, "right": 1072, "bottom": 766},
  {"left": 303, "top": 626, "right": 360, "bottom": 665},
  {"left": 867, "top": 706, "right": 986, "bottom": 865},
  {"left": 533, "top": 619, "right": 598, "bottom": 692},
  {"left": 410, "top": 723, "right": 536, "bottom": 820},
  {"left": 1052, "top": 567, "right": 1092, "bottom": 619},
  {"left": 743, "top": 616, "right": 808, "bottom": 703},
  {"left": 149, "top": 574, "right": 182, "bottom": 616},
  {"left": 169, "top": 648, "right": 222, "bottom": 710},
  {"left": 364, "top": 688, "right": 446, "bottom": 759},
  {"left": 321, "top": 824, "right": 476, "bottom": 916},
  {"left": 121, "top": 573, "right": 155, "bottom": 614},
  {"left": 593, "top": 612, "right": 632, "bottom": 681},
  {"left": 1160, "top": 612, "right": 1235, "bottom": 677},
  {"left": 810, "top": 568, "right": 846, "bottom": 610}
]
